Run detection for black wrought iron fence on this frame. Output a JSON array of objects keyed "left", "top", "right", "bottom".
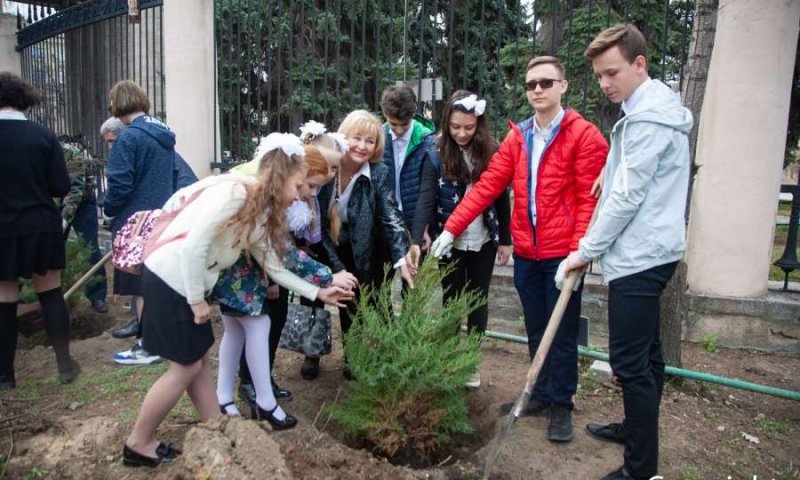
[
  {"left": 214, "top": 0, "right": 695, "bottom": 164},
  {"left": 16, "top": 0, "right": 164, "bottom": 164}
]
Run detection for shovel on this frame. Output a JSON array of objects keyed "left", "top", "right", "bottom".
[{"left": 481, "top": 267, "right": 584, "bottom": 480}]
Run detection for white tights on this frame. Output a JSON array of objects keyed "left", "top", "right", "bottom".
[{"left": 216, "top": 314, "right": 286, "bottom": 420}]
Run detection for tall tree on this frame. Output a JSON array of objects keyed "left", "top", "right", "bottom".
[{"left": 660, "top": 0, "right": 718, "bottom": 368}]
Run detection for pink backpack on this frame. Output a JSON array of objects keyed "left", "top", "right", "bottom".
[{"left": 111, "top": 188, "right": 205, "bottom": 274}]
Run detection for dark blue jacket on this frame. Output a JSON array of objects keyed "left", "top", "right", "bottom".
[
  {"left": 411, "top": 154, "right": 511, "bottom": 248},
  {"left": 382, "top": 116, "right": 438, "bottom": 228},
  {"left": 104, "top": 115, "right": 180, "bottom": 235}
]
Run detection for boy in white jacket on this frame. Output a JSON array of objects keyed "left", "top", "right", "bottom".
[{"left": 561, "top": 24, "right": 692, "bottom": 480}]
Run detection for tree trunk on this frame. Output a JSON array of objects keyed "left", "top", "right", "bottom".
[{"left": 660, "top": 0, "right": 719, "bottom": 369}]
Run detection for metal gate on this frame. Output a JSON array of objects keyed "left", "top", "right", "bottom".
[{"left": 16, "top": 0, "right": 164, "bottom": 159}]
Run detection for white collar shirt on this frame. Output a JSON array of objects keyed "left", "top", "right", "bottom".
[
  {"left": 529, "top": 107, "right": 565, "bottom": 226},
  {"left": 337, "top": 160, "right": 371, "bottom": 223},
  {"left": 452, "top": 149, "right": 491, "bottom": 252},
  {"left": 622, "top": 77, "right": 652, "bottom": 115}
]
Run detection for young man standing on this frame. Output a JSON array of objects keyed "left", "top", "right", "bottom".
[
  {"left": 431, "top": 56, "right": 607, "bottom": 442},
  {"left": 380, "top": 86, "right": 438, "bottom": 249},
  {"left": 562, "top": 24, "right": 693, "bottom": 480}
]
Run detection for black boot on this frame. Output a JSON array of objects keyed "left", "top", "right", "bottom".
[
  {"left": 38, "top": 287, "right": 80, "bottom": 384},
  {"left": 300, "top": 356, "right": 320, "bottom": 380},
  {"left": 0, "top": 301, "right": 18, "bottom": 390},
  {"left": 547, "top": 405, "right": 574, "bottom": 442}
]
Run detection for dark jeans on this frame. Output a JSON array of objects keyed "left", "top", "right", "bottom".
[
  {"left": 440, "top": 242, "right": 497, "bottom": 334},
  {"left": 513, "top": 255, "right": 582, "bottom": 409},
  {"left": 238, "top": 285, "right": 289, "bottom": 385},
  {"left": 71, "top": 196, "right": 107, "bottom": 302},
  {"left": 608, "top": 262, "right": 677, "bottom": 479}
]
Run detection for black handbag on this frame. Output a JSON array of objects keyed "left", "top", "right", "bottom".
[{"left": 278, "top": 301, "right": 332, "bottom": 357}]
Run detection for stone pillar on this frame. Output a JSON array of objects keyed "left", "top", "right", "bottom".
[
  {"left": 163, "top": 0, "right": 216, "bottom": 178},
  {"left": 685, "top": 0, "right": 800, "bottom": 297},
  {"left": 0, "top": 13, "right": 20, "bottom": 75}
]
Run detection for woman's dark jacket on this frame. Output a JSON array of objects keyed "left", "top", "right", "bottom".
[
  {"left": 0, "top": 119, "right": 70, "bottom": 237},
  {"left": 317, "top": 162, "right": 409, "bottom": 283},
  {"left": 411, "top": 154, "right": 511, "bottom": 248}
]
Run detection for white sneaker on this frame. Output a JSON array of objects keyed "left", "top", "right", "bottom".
[
  {"left": 113, "top": 341, "right": 161, "bottom": 365},
  {"left": 465, "top": 371, "right": 481, "bottom": 389}
]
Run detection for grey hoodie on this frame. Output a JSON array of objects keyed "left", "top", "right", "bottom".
[{"left": 578, "top": 79, "right": 693, "bottom": 281}]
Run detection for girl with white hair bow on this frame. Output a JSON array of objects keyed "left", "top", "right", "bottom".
[{"left": 122, "top": 133, "right": 354, "bottom": 468}]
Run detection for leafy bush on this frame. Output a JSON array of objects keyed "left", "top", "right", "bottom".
[
  {"left": 327, "top": 257, "right": 485, "bottom": 459},
  {"left": 20, "top": 234, "right": 99, "bottom": 306}
]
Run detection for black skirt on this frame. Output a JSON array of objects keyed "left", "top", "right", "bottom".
[
  {"left": 0, "top": 232, "right": 65, "bottom": 281},
  {"left": 140, "top": 267, "right": 214, "bottom": 365},
  {"left": 113, "top": 268, "right": 142, "bottom": 296}
]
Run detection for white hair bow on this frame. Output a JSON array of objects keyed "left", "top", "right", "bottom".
[
  {"left": 453, "top": 95, "right": 486, "bottom": 116},
  {"left": 328, "top": 132, "right": 351, "bottom": 153},
  {"left": 253, "top": 132, "right": 305, "bottom": 162},
  {"left": 299, "top": 120, "right": 327, "bottom": 143}
]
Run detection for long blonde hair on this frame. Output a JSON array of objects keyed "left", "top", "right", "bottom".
[{"left": 221, "top": 148, "right": 306, "bottom": 257}]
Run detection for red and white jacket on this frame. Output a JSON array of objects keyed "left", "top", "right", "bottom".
[{"left": 444, "top": 109, "right": 608, "bottom": 261}]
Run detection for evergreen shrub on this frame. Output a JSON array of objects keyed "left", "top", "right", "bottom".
[{"left": 327, "top": 256, "right": 486, "bottom": 459}]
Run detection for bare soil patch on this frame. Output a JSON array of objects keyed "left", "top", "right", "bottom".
[{"left": 1, "top": 297, "right": 799, "bottom": 480}]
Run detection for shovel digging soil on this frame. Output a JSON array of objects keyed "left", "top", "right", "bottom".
[{"left": 481, "top": 267, "right": 583, "bottom": 480}]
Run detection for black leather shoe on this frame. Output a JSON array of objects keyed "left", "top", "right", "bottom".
[
  {"left": 251, "top": 403, "right": 298, "bottom": 430},
  {"left": 600, "top": 466, "right": 634, "bottom": 480},
  {"left": 300, "top": 356, "right": 320, "bottom": 380},
  {"left": 547, "top": 405, "right": 573, "bottom": 442},
  {"left": 271, "top": 377, "right": 292, "bottom": 400},
  {"left": 91, "top": 299, "right": 109, "bottom": 313},
  {"left": 112, "top": 318, "right": 140, "bottom": 339},
  {"left": 586, "top": 422, "right": 627, "bottom": 445},
  {"left": 122, "top": 442, "right": 181, "bottom": 467},
  {"left": 499, "top": 398, "right": 550, "bottom": 417},
  {"left": 238, "top": 383, "right": 256, "bottom": 404}
]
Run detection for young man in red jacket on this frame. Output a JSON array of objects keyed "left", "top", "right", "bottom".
[{"left": 431, "top": 56, "right": 607, "bottom": 442}]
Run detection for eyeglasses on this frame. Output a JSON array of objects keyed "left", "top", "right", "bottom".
[{"left": 523, "top": 78, "right": 562, "bottom": 91}]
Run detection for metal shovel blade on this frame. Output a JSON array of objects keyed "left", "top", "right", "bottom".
[{"left": 482, "top": 389, "right": 532, "bottom": 479}]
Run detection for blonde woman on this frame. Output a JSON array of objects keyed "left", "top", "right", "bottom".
[{"left": 312, "top": 110, "right": 415, "bottom": 380}]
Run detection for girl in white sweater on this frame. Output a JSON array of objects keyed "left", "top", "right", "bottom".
[{"left": 122, "top": 134, "right": 352, "bottom": 468}]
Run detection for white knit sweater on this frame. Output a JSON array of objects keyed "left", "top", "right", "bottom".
[{"left": 143, "top": 174, "right": 319, "bottom": 304}]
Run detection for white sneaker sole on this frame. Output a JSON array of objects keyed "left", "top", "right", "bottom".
[{"left": 113, "top": 356, "right": 162, "bottom": 365}]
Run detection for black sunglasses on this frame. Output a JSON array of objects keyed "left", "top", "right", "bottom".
[{"left": 524, "top": 78, "right": 562, "bottom": 91}]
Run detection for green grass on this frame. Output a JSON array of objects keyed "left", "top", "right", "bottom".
[
  {"left": 702, "top": 333, "right": 719, "bottom": 353},
  {"left": 755, "top": 417, "right": 788, "bottom": 437}
]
